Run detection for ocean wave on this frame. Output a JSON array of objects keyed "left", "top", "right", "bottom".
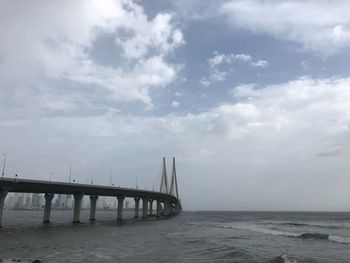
[
  {"left": 220, "top": 223, "right": 299, "bottom": 237},
  {"left": 299, "top": 233, "right": 329, "bottom": 240},
  {"left": 328, "top": 235, "right": 350, "bottom": 244},
  {"left": 273, "top": 221, "right": 349, "bottom": 230},
  {"left": 220, "top": 223, "right": 350, "bottom": 244}
]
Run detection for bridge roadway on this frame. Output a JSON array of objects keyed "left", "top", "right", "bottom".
[{"left": 0, "top": 178, "right": 181, "bottom": 227}]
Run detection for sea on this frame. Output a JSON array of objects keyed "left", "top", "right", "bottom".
[{"left": 1, "top": 210, "right": 350, "bottom": 262}]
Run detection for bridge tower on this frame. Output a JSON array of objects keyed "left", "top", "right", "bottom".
[
  {"left": 159, "top": 157, "right": 168, "bottom": 194},
  {"left": 169, "top": 157, "right": 179, "bottom": 199}
]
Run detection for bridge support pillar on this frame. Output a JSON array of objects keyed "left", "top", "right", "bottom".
[
  {"left": 0, "top": 190, "right": 8, "bottom": 227},
  {"left": 134, "top": 197, "right": 140, "bottom": 218},
  {"left": 73, "top": 193, "right": 83, "bottom": 223},
  {"left": 142, "top": 197, "right": 149, "bottom": 219},
  {"left": 149, "top": 199, "right": 153, "bottom": 216},
  {"left": 170, "top": 203, "right": 175, "bottom": 215},
  {"left": 117, "top": 195, "right": 125, "bottom": 222},
  {"left": 164, "top": 201, "right": 171, "bottom": 216},
  {"left": 174, "top": 203, "right": 181, "bottom": 214},
  {"left": 156, "top": 200, "right": 162, "bottom": 218},
  {"left": 43, "top": 193, "right": 54, "bottom": 223},
  {"left": 89, "top": 195, "right": 98, "bottom": 221}
]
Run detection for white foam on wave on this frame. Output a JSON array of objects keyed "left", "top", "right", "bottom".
[
  {"left": 274, "top": 221, "right": 350, "bottom": 229},
  {"left": 328, "top": 235, "right": 350, "bottom": 244},
  {"left": 222, "top": 223, "right": 299, "bottom": 237},
  {"left": 221, "top": 223, "right": 350, "bottom": 244}
]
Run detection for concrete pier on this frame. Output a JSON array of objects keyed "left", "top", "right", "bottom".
[
  {"left": 0, "top": 190, "right": 8, "bottom": 227},
  {"left": 149, "top": 199, "right": 153, "bottom": 216},
  {"left": 89, "top": 195, "right": 98, "bottom": 221},
  {"left": 174, "top": 203, "right": 181, "bottom": 214},
  {"left": 142, "top": 197, "right": 149, "bottom": 219},
  {"left": 134, "top": 197, "right": 140, "bottom": 218},
  {"left": 156, "top": 200, "right": 162, "bottom": 217},
  {"left": 164, "top": 201, "right": 171, "bottom": 216},
  {"left": 43, "top": 193, "right": 54, "bottom": 223},
  {"left": 117, "top": 195, "right": 125, "bottom": 222},
  {"left": 73, "top": 193, "right": 83, "bottom": 223}
]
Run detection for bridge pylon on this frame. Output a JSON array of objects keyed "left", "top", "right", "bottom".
[
  {"left": 169, "top": 157, "right": 179, "bottom": 199},
  {"left": 159, "top": 157, "right": 169, "bottom": 194}
]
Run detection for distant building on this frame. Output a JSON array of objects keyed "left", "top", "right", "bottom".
[
  {"left": 55, "top": 194, "right": 64, "bottom": 209},
  {"left": 31, "top": 193, "right": 43, "bottom": 208},
  {"left": 14, "top": 193, "right": 24, "bottom": 209},
  {"left": 5, "top": 195, "right": 14, "bottom": 209},
  {"left": 65, "top": 195, "right": 73, "bottom": 209},
  {"left": 24, "top": 193, "right": 31, "bottom": 209}
]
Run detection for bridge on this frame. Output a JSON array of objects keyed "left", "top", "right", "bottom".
[{"left": 0, "top": 157, "right": 181, "bottom": 227}]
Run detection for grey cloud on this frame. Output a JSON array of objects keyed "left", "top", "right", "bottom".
[
  {"left": 2, "top": 76, "right": 350, "bottom": 210},
  {"left": 316, "top": 147, "right": 343, "bottom": 158}
]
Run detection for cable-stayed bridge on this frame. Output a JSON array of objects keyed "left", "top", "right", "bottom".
[{"left": 0, "top": 157, "right": 181, "bottom": 227}]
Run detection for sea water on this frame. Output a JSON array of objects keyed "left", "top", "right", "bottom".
[{"left": 1, "top": 210, "right": 350, "bottom": 262}]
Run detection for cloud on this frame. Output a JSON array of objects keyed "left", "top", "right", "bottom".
[
  {"left": 2, "top": 76, "right": 350, "bottom": 209},
  {"left": 316, "top": 146, "right": 343, "bottom": 158},
  {"left": 172, "top": 101, "right": 180, "bottom": 108},
  {"left": 251, "top": 60, "right": 269, "bottom": 68},
  {"left": 221, "top": 0, "right": 350, "bottom": 54},
  {"left": 117, "top": 12, "right": 184, "bottom": 59},
  {"left": 200, "top": 78, "right": 211, "bottom": 87},
  {"left": 201, "top": 51, "right": 268, "bottom": 86},
  {"left": 0, "top": 0, "right": 184, "bottom": 111},
  {"left": 208, "top": 52, "right": 268, "bottom": 69}
]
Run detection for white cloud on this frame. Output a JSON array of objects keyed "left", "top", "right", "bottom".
[
  {"left": 117, "top": 12, "right": 184, "bottom": 59},
  {"left": 208, "top": 52, "right": 268, "bottom": 68},
  {"left": 201, "top": 51, "right": 268, "bottom": 86},
  {"left": 0, "top": 0, "right": 184, "bottom": 110},
  {"left": 221, "top": 0, "right": 350, "bottom": 54},
  {"left": 234, "top": 54, "right": 253, "bottom": 63},
  {"left": 2, "top": 76, "right": 350, "bottom": 209},
  {"left": 172, "top": 101, "right": 180, "bottom": 108},
  {"left": 251, "top": 59, "right": 269, "bottom": 68},
  {"left": 200, "top": 78, "right": 211, "bottom": 87},
  {"left": 301, "top": 60, "right": 309, "bottom": 71}
]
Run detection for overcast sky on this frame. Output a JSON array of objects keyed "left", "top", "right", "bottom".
[{"left": 1, "top": 0, "right": 350, "bottom": 211}]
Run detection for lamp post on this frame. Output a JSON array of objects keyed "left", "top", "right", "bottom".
[
  {"left": 2, "top": 153, "right": 6, "bottom": 179},
  {"left": 49, "top": 171, "right": 54, "bottom": 182},
  {"left": 85, "top": 176, "right": 93, "bottom": 184},
  {"left": 135, "top": 176, "right": 138, "bottom": 189},
  {"left": 68, "top": 164, "right": 72, "bottom": 183}
]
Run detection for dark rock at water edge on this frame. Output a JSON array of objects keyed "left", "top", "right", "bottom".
[{"left": 271, "top": 255, "right": 298, "bottom": 263}]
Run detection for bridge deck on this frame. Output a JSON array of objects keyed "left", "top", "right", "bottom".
[{"left": 0, "top": 178, "right": 178, "bottom": 202}]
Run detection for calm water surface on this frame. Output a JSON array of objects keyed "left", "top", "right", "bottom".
[{"left": 1, "top": 210, "right": 350, "bottom": 262}]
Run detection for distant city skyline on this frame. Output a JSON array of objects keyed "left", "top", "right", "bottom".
[
  {"left": 1, "top": 0, "right": 350, "bottom": 211},
  {"left": 4, "top": 192, "right": 122, "bottom": 211}
]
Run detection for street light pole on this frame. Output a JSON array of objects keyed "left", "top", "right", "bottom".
[
  {"left": 68, "top": 164, "right": 72, "bottom": 183},
  {"left": 2, "top": 153, "right": 6, "bottom": 179},
  {"left": 49, "top": 171, "right": 54, "bottom": 182}
]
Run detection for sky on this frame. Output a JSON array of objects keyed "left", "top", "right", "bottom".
[{"left": 1, "top": 0, "right": 350, "bottom": 211}]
